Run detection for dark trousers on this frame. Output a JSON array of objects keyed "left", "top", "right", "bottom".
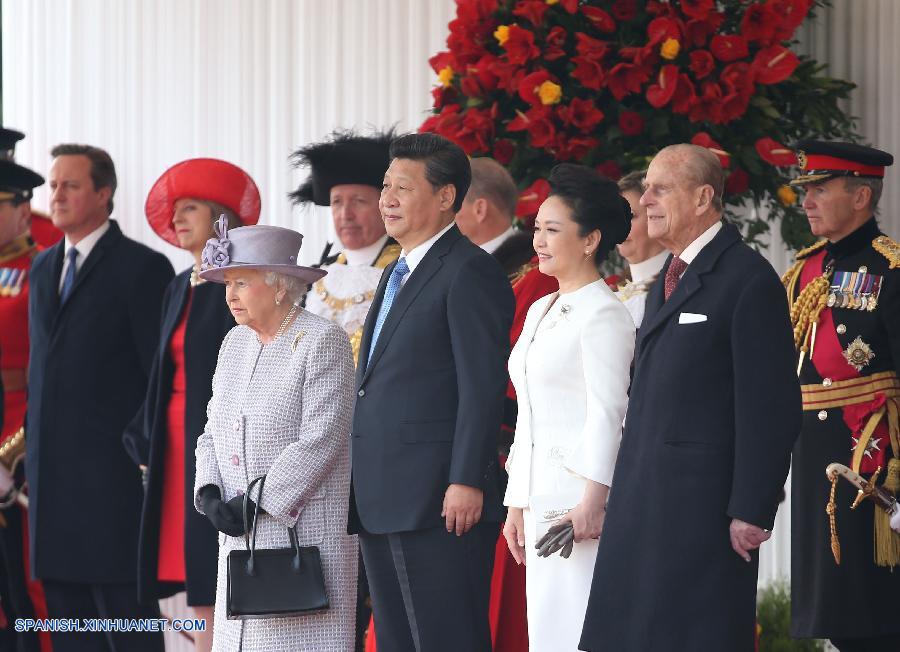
[
  {"left": 41, "top": 581, "right": 163, "bottom": 652},
  {"left": 0, "top": 506, "right": 41, "bottom": 652},
  {"left": 360, "top": 521, "right": 496, "bottom": 652},
  {"left": 830, "top": 635, "right": 900, "bottom": 651}
]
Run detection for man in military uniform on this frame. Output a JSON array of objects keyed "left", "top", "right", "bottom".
[
  {"left": 290, "top": 129, "right": 401, "bottom": 364},
  {"left": 784, "top": 140, "right": 900, "bottom": 652},
  {"left": 0, "top": 126, "right": 55, "bottom": 652},
  {"left": 455, "top": 157, "right": 557, "bottom": 652}
]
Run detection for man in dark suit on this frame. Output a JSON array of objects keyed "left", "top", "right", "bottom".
[
  {"left": 350, "top": 133, "right": 514, "bottom": 652},
  {"left": 579, "top": 144, "right": 801, "bottom": 652},
  {"left": 27, "top": 144, "right": 173, "bottom": 652}
]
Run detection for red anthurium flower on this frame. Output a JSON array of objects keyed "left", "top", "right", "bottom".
[
  {"left": 684, "top": 12, "right": 725, "bottom": 48},
  {"left": 512, "top": 1, "right": 548, "bottom": 26},
  {"left": 429, "top": 51, "right": 457, "bottom": 75},
  {"left": 557, "top": 0, "right": 579, "bottom": 13},
  {"left": 595, "top": 161, "right": 623, "bottom": 180},
  {"left": 544, "top": 26, "right": 568, "bottom": 61},
  {"left": 607, "top": 62, "right": 652, "bottom": 100},
  {"left": 725, "top": 167, "right": 750, "bottom": 195},
  {"left": 753, "top": 46, "right": 799, "bottom": 84},
  {"left": 582, "top": 7, "right": 617, "bottom": 33},
  {"left": 671, "top": 73, "right": 697, "bottom": 114},
  {"left": 618, "top": 110, "right": 645, "bottom": 136},
  {"left": 504, "top": 25, "right": 541, "bottom": 65},
  {"left": 741, "top": 3, "right": 780, "bottom": 45},
  {"left": 647, "top": 17, "right": 681, "bottom": 45},
  {"left": 518, "top": 69, "right": 554, "bottom": 105},
  {"left": 646, "top": 64, "right": 679, "bottom": 108},
  {"left": 455, "top": 108, "right": 494, "bottom": 154},
  {"left": 467, "top": 54, "right": 500, "bottom": 92},
  {"left": 689, "top": 82, "right": 724, "bottom": 123},
  {"left": 689, "top": 50, "right": 715, "bottom": 79},
  {"left": 755, "top": 137, "right": 799, "bottom": 166},
  {"left": 557, "top": 97, "right": 605, "bottom": 133},
  {"left": 611, "top": 0, "right": 638, "bottom": 21},
  {"left": 488, "top": 58, "right": 525, "bottom": 92},
  {"left": 492, "top": 139, "right": 515, "bottom": 165},
  {"left": 690, "top": 132, "right": 730, "bottom": 168},
  {"left": 554, "top": 134, "right": 600, "bottom": 161},
  {"left": 431, "top": 85, "right": 458, "bottom": 108},
  {"left": 721, "top": 62, "right": 756, "bottom": 96},
  {"left": 516, "top": 178, "right": 551, "bottom": 218},
  {"left": 460, "top": 76, "right": 483, "bottom": 98},
  {"left": 575, "top": 33, "right": 610, "bottom": 61},
  {"left": 769, "top": 0, "right": 812, "bottom": 40},
  {"left": 571, "top": 56, "right": 607, "bottom": 91},
  {"left": 710, "top": 35, "right": 749, "bottom": 62},
  {"left": 507, "top": 106, "right": 556, "bottom": 148}
]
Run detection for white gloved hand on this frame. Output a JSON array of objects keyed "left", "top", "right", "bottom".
[
  {"left": 890, "top": 505, "right": 900, "bottom": 534},
  {"left": 0, "top": 464, "right": 14, "bottom": 499}
]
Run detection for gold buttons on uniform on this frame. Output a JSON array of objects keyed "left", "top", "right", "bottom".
[
  {"left": 818, "top": 410, "right": 828, "bottom": 421},
  {"left": 836, "top": 324, "right": 847, "bottom": 335},
  {"left": 823, "top": 378, "right": 833, "bottom": 387}
]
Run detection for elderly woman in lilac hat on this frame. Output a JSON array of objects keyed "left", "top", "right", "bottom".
[{"left": 194, "top": 219, "right": 357, "bottom": 651}]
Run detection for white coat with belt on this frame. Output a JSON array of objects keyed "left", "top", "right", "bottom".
[{"left": 503, "top": 279, "right": 634, "bottom": 651}]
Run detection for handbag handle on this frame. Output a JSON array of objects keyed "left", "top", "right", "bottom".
[{"left": 242, "top": 475, "right": 302, "bottom": 576}]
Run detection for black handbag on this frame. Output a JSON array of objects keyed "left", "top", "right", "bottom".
[{"left": 226, "top": 475, "right": 329, "bottom": 619}]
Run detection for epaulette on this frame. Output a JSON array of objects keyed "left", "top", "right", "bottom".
[
  {"left": 375, "top": 243, "right": 402, "bottom": 269},
  {"left": 510, "top": 261, "right": 539, "bottom": 287},
  {"left": 782, "top": 239, "right": 828, "bottom": 296},
  {"left": 796, "top": 239, "right": 828, "bottom": 260},
  {"left": 873, "top": 235, "right": 900, "bottom": 269}
]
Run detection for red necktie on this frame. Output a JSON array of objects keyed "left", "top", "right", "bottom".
[{"left": 664, "top": 256, "right": 688, "bottom": 301}]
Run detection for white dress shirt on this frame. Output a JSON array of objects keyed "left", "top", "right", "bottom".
[
  {"left": 678, "top": 220, "right": 722, "bottom": 266},
  {"left": 58, "top": 220, "right": 111, "bottom": 293},
  {"left": 398, "top": 220, "right": 455, "bottom": 286},
  {"left": 478, "top": 226, "right": 516, "bottom": 254}
]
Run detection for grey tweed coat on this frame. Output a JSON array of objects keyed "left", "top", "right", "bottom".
[{"left": 194, "top": 310, "right": 357, "bottom": 651}]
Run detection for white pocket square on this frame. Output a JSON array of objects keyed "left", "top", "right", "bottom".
[{"left": 678, "top": 312, "right": 708, "bottom": 324}]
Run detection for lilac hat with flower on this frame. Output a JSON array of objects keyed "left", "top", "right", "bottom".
[{"left": 198, "top": 216, "right": 327, "bottom": 284}]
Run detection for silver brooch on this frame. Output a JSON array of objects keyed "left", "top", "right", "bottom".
[{"left": 560, "top": 304, "right": 572, "bottom": 315}]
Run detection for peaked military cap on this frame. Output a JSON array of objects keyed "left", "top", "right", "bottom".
[
  {"left": 791, "top": 140, "right": 893, "bottom": 186},
  {"left": 289, "top": 128, "right": 396, "bottom": 207},
  {"left": 0, "top": 127, "right": 25, "bottom": 161},
  {"left": 0, "top": 159, "right": 44, "bottom": 203}
]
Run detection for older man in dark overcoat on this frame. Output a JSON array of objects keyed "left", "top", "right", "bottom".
[{"left": 579, "top": 144, "right": 802, "bottom": 652}]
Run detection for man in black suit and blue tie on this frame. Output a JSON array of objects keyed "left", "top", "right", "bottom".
[
  {"left": 350, "top": 133, "right": 515, "bottom": 652},
  {"left": 27, "top": 144, "right": 173, "bottom": 652}
]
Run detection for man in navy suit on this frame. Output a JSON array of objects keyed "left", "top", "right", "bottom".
[
  {"left": 349, "top": 133, "right": 514, "bottom": 652},
  {"left": 579, "top": 144, "right": 801, "bottom": 652},
  {"left": 27, "top": 144, "right": 173, "bottom": 652}
]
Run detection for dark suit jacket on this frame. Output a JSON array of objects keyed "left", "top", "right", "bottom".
[
  {"left": 349, "top": 225, "right": 515, "bottom": 535},
  {"left": 122, "top": 270, "right": 233, "bottom": 604},
  {"left": 581, "top": 222, "right": 801, "bottom": 652},
  {"left": 26, "top": 220, "right": 174, "bottom": 583}
]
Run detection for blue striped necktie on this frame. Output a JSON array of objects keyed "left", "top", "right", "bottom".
[
  {"left": 60, "top": 247, "right": 79, "bottom": 303},
  {"left": 367, "top": 257, "right": 409, "bottom": 366}
]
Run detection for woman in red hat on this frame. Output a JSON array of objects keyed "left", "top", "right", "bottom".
[{"left": 123, "top": 158, "right": 261, "bottom": 651}]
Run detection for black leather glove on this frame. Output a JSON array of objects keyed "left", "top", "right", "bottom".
[
  {"left": 536, "top": 521, "right": 575, "bottom": 559},
  {"left": 199, "top": 485, "right": 246, "bottom": 537},
  {"left": 225, "top": 493, "right": 261, "bottom": 520}
]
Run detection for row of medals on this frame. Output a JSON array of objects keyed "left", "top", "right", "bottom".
[
  {"left": 0, "top": 268, "right": 26, "bottom": 297},
  {"left": 827, "top": 269, "right": 881, "bottom": 312}
]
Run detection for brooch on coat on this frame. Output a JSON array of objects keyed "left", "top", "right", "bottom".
[{"left": 291, "top": 331, "right": 306, "bottom": 353}]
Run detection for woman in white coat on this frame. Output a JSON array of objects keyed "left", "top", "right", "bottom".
[{"left": 502, "top": 164, "right": 635, "bottom": 651}]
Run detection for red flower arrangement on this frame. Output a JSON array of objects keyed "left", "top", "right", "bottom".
[{"left": 421, "top": 0, "right": 857, "bottom": 249}]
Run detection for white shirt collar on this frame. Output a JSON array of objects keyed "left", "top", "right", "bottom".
[
  {"left": 678, "top": 220, "right": 722, "bottom": 265},
  {"left": 478, "top": 226, "right": 516, "bottom": 254},
  {"left": 342, "top": 234, "right": 389, "bottom": 266},
  {"left": 64, "top": 220, "right": 111, "bottom": 266},
  {"left": 628, "top": 249, "right": 669, "bottom": 283},
  {"left": 401, "top": 221, "right": 455, "bottom": 277}
]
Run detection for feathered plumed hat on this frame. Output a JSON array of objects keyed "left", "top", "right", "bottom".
[{"left": 289, "top": 128, "right": 396, "bottom": 207}]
